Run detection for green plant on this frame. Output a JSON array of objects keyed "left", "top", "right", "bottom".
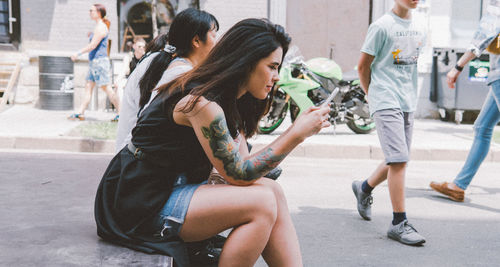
[{"left": 73, "top": 121, "right": 117, "bottom": 140}]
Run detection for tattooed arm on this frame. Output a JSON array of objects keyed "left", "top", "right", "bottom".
[
  {"left": 201, "top": 113, "right": 288, "bottom": 184},
  {"left": 174, "top": 96, "right": 330, "bottom": 185}
]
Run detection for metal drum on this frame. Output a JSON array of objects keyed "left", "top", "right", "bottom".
[{"left": 38, "top": 56, "right": 74, "bottom": 110}]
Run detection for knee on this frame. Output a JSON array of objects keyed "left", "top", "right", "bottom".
[
  {"left": 474, "top": 125, "right": 494, "bottom": 139},
  {"left": 264, "top": 179, "right": 287, "bottom": 203},
  {"left": 251, "top": 186, "right": 278, "bottom": 225}
]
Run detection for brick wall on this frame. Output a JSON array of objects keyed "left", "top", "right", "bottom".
[
  {"left": 201, "top": 0, "right": 268, "bottom": 35},
  {"left": 16, "top": 0, "right": 270, "bottom": 108},
  {"left": 20, "top": 0, "right": 118, "bottom": 53},
  {"left": 19, "top": 0, "right": 269, "bottom": 52}
]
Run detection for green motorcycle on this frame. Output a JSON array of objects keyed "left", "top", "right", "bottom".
[{"left": 259, "top": 47, "right": 375, "bottom": 134}]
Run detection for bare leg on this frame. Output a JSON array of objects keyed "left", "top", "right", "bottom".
[
  {"left": 101, "top": 85, "right": 120, "bottom": 113},
  {"left": 366, "top": 161, "right": 389, "bottom": 188},
  {"left": 180, "top": 183, "right": 278, "bottom": 267},
  {"left": 257, "top": 178, "right": 302, "bottom": 267},
  {"left": 77, "top": 81, "right": 95, "bottom": 115},
  {"left": 387, "top": 162, "right": 406, "bottom": 212}
]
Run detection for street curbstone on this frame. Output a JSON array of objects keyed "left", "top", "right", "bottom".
[
  {"left": 13, "top": 136, "right": 94, "bottom": 152},
  {"left": 91, "top": 139, "right": 115, "bottom": 153},
  {"left": 2, "top": 135, "right": 500, "bottom": 162},
  {"left": 304, "top": 144, "right": 371, "bottom": 159},
  {"left": 369, "top": 146, "right": 385, "bottom": 160},
  {"left": 0, "top": 136, "right": 15, "bottom": 149}
]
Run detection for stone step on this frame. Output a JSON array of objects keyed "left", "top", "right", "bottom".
[
  {"left": 0, "top": 78, "right": 9, "bottom": 87},
  {"left": 0, "top": 70, "right": 12, "bottom": 79}
]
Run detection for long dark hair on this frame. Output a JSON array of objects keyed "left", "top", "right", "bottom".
[
  {"left": 158, "top": 18, "right": 291, "bottom": 138},
  {"left": 138, "top": 8, "right": 219, "bottom": 109}
]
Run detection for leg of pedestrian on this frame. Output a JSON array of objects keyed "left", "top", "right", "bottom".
[{"left": 430, "top": 87, "right": 500, "bottom": 201}]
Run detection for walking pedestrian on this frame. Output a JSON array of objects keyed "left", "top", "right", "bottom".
[
  {"left": 69, "top": 3, "right": 120, "bottom": 121},
  {"left": 353, "top": 0, "right": 426, "bottom": 246},
  {"left": 430, "top": 0, "right": 500, "bottom": 202}
]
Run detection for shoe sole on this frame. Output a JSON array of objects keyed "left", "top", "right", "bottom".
[
  {"left": 68, "top": 118, "right": 85, "bottom": 121},
  {"left": 352, "top": 181, "right": 371, "bottom": 221},
  {"left": 387, "top": 232, "right": 426, "bottom": 246},
  {"left": 429, "top": 184, "right": 464, "bottom": 202}
]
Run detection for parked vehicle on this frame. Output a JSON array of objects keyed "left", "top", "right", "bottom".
[{"left": 259, "top": 47, "right": 375, "bottom": 134}]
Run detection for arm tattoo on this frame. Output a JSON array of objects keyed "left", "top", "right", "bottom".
[{"left": 202, "top": 115, "right": 286, "bottom": 181}]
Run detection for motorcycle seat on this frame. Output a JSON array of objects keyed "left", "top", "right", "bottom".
[{"left": 341, "top": 69, "right": 359, "bottom": 82}]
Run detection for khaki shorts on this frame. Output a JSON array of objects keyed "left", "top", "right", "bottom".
[{"left": 373, "top": 108, "right": 414, "bottom": 164}]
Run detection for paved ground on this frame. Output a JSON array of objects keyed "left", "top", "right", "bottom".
[{"left": 1, "top": 150, "right": 499, "bottom": 266}]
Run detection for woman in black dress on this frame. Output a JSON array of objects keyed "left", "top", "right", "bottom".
[{"left": 95, "top": 18, "right": 331, "bottom": 267}]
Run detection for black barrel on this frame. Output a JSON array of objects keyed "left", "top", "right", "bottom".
[
  {"left": 38, "top": 56, "right": 74, "bottom": 110},
  {"left": 39, "top": 90, "right": 74, "bottom": 110}
]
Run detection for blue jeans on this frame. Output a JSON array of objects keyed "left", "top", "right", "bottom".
[{"left": 454, "top": 80, "right": 500, "bottom": 190}]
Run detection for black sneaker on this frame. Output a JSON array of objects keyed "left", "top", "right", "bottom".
[{"left": 186, "top": 235, "right": 225, "bottom": 266}]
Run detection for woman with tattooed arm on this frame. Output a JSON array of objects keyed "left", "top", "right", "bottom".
[{"left": 94, "top": 18, "right": 330, "bottom": 267}]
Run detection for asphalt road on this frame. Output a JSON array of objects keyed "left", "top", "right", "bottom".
[{"left": 1, "top": 151, "right": 499, "bottom": 266}]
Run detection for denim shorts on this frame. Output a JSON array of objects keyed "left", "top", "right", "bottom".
[
  {"left": 152, "top": 174, "right": 206, "bottom": 239},
  {"left": 86, "top": 57, "right": 111, "bottom": 87},
  {"left": 373, "top": 108, "right": 414, "bottom": 164}
]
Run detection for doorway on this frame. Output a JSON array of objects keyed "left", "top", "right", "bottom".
[{"left": 0, "top": 0, "right": 20, "bottom": 49}]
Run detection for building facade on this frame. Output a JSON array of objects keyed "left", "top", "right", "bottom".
[{"left": 4, "top": 0, "right": 485, "bottom": 119}]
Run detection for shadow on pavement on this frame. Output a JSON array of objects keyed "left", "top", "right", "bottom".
[
  {"left": 292, "top": 206, "right": 500, "bottom": 267},
  {"left": 406, "top": 187, "right": 500, "bottom": 214}
]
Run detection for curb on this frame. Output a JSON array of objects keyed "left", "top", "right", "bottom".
[
  {"left": 2, "top": 135, "right": 500, "bottom": 162},
  {"left": 251, "top": 143, "right": 500, "bottom": 162},
  {"left": 0, "top": 136, "right": 115, "bottom": 153}
]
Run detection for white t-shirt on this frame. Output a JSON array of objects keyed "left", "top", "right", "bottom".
[
  {"left": 115, "top": 56, "right": 192, "bottom": 152},
  {"left": 360, "top": 11, "right": 426, "bottom": 115}
]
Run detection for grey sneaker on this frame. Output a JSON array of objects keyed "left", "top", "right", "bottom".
[
  {"left": 352, "top": 180, "right": 372, "bottom": 220},
  {"left": 387, "top": 220, "right": 426, "bottom": 246}
]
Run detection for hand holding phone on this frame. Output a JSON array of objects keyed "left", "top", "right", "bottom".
[{"left": 321, "top": 87, "right": 339, "bottom": 107}]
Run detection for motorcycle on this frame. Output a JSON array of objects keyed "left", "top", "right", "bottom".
[{"left": 259, "top": 47, "right": 375, "bottom": 135}]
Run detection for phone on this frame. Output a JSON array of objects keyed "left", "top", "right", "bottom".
[{"left": 321, "top": 87, "right": 339, "bottom": 107}]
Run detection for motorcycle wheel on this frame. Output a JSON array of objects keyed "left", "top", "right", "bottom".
[
  {"left": 346, "top": 115, "right": 376, "bottom": 134},
  {"left": 258, "top": 100, "right": 289, "bottom": 134}
]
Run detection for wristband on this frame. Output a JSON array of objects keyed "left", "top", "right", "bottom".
[{"left": 454, "top": 64, "right": 464, "bottom": 72}]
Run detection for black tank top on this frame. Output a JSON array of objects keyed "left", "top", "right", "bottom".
[{"left": 131, "top": 87, "right": 212, "bottom": 184}]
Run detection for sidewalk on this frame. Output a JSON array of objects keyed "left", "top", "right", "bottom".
[{"left": 1, "top": 103, "right": 500, "bottom": 161}]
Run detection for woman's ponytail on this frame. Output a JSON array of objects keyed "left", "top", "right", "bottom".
[{"left": 138, "top": 47, "right": 175, "bottom": 108}]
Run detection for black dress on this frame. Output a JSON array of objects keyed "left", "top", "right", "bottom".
[{"left": 94, "top": 88, "right": 212, "bottom": 267}]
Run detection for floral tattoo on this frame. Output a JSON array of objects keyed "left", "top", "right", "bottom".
[{"left": 202, "top": 115, "right": 286, "bottom": 181}]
